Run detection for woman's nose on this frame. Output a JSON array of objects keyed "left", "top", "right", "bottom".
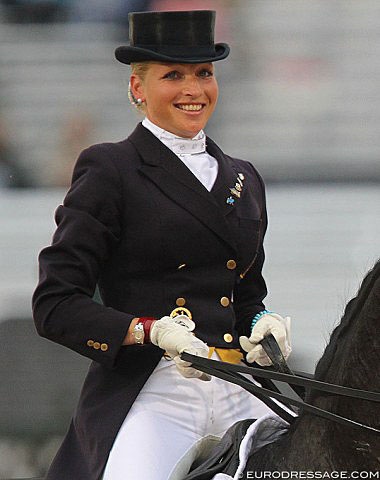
[{"left": 182, "top": 76, "right": 202, "bottom": 96}]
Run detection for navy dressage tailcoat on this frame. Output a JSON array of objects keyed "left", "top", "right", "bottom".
[{"left": 32, "top": 123, "right": 268, "bottom": 479}]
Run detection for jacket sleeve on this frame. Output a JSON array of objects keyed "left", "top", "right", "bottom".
[
  {"left": 233, "top": 165, "right": 268, "bottom": 338},
  {"left": 32, "top": 144, "right": 135, "bottom": 369}
]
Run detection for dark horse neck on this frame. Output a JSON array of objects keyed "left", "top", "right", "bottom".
[{"left": 246, "top": 261, "right": 380, "bottom": 472}]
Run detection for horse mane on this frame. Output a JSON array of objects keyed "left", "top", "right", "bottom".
[{"left": 308, "top": 259, "right": 380, "bottom": 400}]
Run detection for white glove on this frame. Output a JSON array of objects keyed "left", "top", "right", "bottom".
[
  {"left": 239, "top": 313, "right": 292, "bottom": 366},
  {"left": 150, "top": 315, "right": 211, "bottom": 381}
]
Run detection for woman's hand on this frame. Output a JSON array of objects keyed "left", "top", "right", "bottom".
[
  {"left": 150, "top": 316, "right": 211, "bottom": 381},
  {"left": 239, "top": 313, "right": 291, "bottom": 366}
]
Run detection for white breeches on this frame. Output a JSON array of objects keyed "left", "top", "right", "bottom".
[{"left": 102, "top": 353, "right": 273, "bottom": 480}]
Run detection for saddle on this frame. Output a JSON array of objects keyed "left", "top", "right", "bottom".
[{"left": 169, "top": 419, "right": 254, "bottom": 480}]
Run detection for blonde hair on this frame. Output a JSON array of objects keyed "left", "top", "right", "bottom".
[{"left": 131, "top": 62, "right": 152, "bottom": 81}]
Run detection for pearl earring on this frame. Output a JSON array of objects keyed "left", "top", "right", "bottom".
[{"left": 128, "top": 82, "right": 144, "bottom": 108}]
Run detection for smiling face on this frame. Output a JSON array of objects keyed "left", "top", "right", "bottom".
[{"left": 130, "top": 62, "right": 219, "bottom": 138}]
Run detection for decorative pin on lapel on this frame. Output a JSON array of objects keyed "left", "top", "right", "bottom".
[
  {"left": 230, "top": 187, "right": 241, "bottom": 198},
  {"left": 226, "top": 173, "right": 245, "bottom": 205}
]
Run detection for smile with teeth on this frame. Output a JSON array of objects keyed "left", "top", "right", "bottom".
[{"left": 176, "top": 104, "right": 204, "bottom": 111}]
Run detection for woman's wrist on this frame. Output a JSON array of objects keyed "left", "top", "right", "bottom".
[
  {"left": 123, "top": 318, "right": 140, "bottom": 345},
  {"left": 123, "top": 317, "right": 157, "bottom": 345}
]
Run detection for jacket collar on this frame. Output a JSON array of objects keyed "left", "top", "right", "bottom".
[{"left": 129, "top": 123, "right": 238, "bottom": 251}]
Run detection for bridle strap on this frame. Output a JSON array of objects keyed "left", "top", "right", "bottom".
[
  {"left": 185, "top": 342, "right": 380, "bottom": 403},
  {"left": 259, "top": 334, "right": 308, "bottom": 400},
  {"left": 260, "top": 334, "right": 380, "bottom": 402},
  {"left": 260, "top": 334, "right": 292, "bottom": 374},
  {"left": 181, "top": 352, "right": 380, "bottom": 435}
]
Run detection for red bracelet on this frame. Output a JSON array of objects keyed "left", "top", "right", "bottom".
[{"left": 138, "top": 317, "right": 156, "bottom": 344}]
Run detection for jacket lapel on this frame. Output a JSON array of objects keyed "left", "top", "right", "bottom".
[
  {"left": 129, "top": 124, "right": 237, "bottom": 252},
  {"left": 207, "top": 137, "right": 242, "bottom": 217}
]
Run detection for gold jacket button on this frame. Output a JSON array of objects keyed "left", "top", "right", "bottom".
[
  {"left": 87, "top": 339, "right": 94, "bottom": 347},
  {"left": 224, "top": 333, "right": 233, "bottom": 343},
  {"left": 93, "top": 342, "right": 101, "bottom": 350},
  {"left": 176, "top": 297, "right": 186, "bottom": 307},
  {"left": 100, "top": 343, "right": 108, "bottom": 352},
  {"left": 220, "top": 297, "right": 230, "bottom": 307},
  {"left": 226, "top": 259, "right": 237, "bottom": 270}
]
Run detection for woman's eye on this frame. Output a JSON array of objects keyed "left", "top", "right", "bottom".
[
  {"left": 163, "top": 71, "right": 180, "bottom": 80},
  {"left": 198, "top": 69, "right": 213, "bottom": 78}
]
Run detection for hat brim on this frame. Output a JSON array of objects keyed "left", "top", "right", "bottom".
[{"left": 115, "top": 43, "right": 230, "bottom": 65}]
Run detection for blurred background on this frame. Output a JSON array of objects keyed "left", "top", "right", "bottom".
[{"left": 0, "top": 0, "right": 379, "bottom": 477}]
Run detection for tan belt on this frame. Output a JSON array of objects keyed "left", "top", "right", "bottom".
[
  {"left": 165, "top": 348, "right": 243, "bottom": 364},
  {"left": 209, "top": 347, "right": 243, "bottom": 364}
]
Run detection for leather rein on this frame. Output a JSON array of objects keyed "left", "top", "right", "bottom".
[{"left": 181, "top": 334, "right": 380, "bottom": 435}]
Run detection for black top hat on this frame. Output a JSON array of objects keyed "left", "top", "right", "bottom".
[{"left": 115, "top": 10, "right": 230, "bottom": 65}]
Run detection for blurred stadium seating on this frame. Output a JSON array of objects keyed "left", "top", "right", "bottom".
[{"left": 0, "top": 1, "right": 380, "bottom": 185}]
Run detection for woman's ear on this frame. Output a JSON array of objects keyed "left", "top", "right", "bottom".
[{"left": 130, "top": 74, "right": 144, "bottom": 102}]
